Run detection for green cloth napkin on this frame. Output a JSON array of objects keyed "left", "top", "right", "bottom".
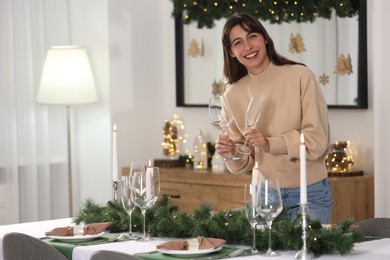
[
  {"left": 42, "top": 233, "right": 121, "bottom": 260},
  {"left": 134, "top": 247, "right": 251, "bottom": 260}
]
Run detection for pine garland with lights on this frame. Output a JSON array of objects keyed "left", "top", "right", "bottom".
[
  {"left": 170, "top": 0, "right": 360, "bottom": 28},
  {"left": 73, "top": 197, "right": 364, "bottom": 255}
]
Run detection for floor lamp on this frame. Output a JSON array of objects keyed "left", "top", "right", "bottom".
[{"left": 36, "top": 46, "right": 98, "bottom": 216}]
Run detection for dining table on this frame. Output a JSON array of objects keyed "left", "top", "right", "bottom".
[{"left": 1, "top": 218, "right": 390, "bottom": 260}]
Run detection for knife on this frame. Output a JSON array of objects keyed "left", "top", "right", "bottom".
[{"left": 228, "top": 248, "right": 244, "bottom": 257}]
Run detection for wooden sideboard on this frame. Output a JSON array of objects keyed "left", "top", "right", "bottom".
[{"left": 121, "top": 167, "right": 374, "bottom": 224}]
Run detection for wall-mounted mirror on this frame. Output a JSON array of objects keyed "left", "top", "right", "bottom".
[{"left": 175, "top": 0, "right": 367, "bottom": 109}]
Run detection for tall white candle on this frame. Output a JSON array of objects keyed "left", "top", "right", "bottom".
[
  {"left": 251, "top": 161, "right": 260, "bottom": 186},
  {"left": 265, "top": 179, "right": 269, "bottom": 205},
  {"left": 146, "top": 159, "right": 153, "bottom": 199},
  {"left": 112, "top": 124, "right": 118, "bottom": 182},
  {"left": 300, "top": 133, "right": 307, "bottom": 204}
]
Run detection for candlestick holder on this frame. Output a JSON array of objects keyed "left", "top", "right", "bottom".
[
  {"left": 295, "top": 203, "right": 314, "bottom": 260},
  {"left": 112, "top": 180, "right": 119, "bottom": 201}
]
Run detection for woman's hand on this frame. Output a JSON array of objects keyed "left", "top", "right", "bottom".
[
  {"left": 215, "top": 133, "right": 236, "bottom": 159},
  {"left": 244, "top": 129, "right": 270, "bottom": 152}
]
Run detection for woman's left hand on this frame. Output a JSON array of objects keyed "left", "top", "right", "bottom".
[{"left": 244, "top": 129, "right": 270, "bottom": 152}]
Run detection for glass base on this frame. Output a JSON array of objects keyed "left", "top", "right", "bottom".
[
  {"left": 136, "top": 236, "right": 151, "bottom": 242},
  {"left": 237, "top": 145, "right": 251, "bottom": 155},
  {"left": 224, "top": 155, "right": 241, "bottom": 162},
  {"left": 295, "top": 249, "right": 315, "bottom": 259},
  {"left": 123, "top": 233, "right": 139, "bottom": 240},
  {"left": 261, "top": 250, "right": 281, "bottom": 257}
]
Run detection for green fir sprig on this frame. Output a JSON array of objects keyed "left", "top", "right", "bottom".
[
  {"left": 73, "top": 197, "right": 364, "bottom": 255},
  {"left": 170, "top": 0, "right": 360, "bottom": 28}
]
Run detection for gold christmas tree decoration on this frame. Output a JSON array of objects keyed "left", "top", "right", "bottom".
[
  {"left": 211, "top": 80, "right": 225, "bottom": 96},
  {"left": 319, "top": 73, "right": 329, "bottom": 86},
  {"left": 288, "top": 33, "right": 306, "bottom": 54},
  {"left": 187, "top": 38, "right": 203, "bottom": 57},
  {"left": 334, "top": 53, "right": 353, "bottom": 75}
]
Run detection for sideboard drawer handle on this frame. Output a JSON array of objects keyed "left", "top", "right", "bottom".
[{"left": 163, "top": 194, "right": 181, "bottom": 199}]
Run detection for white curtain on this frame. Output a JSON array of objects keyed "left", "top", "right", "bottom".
[
  {"left": 372, "top": 0, "right": 390, "bottom": 217},
  {"left": 0, "top": 0, "right": 70, "bottom": 224}
]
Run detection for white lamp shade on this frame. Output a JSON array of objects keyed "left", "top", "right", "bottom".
[{"left": 37, "top": 46, "right": 98, "bottom": 105}]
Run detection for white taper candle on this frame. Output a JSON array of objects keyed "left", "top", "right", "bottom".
[
  {"left": 112, "top": 124, "right": 118, "bottom": 182},
  {"left": 300, "top": 133, "right": 307, "bottom": 204}
]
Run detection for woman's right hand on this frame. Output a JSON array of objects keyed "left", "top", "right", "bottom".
[{"left": 215, "top": 133, "right": 236, "bottom": 159}]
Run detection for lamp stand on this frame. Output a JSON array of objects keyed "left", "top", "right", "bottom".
[{"left": 66, "top": 106, "right": 73, "bottom": 216}]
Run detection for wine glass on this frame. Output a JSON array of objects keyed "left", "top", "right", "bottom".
[
  {"left": 244, "top": 183, "right": 259, "bottom": 255},
  {"left": 150, "top": 167, "right": 160, "bottom": 204},
  {"left": 132, "top": 167, "right": 155, "bottom": 242},
  {"left": 120, "top": 174, "right": 137, "bottom": 240},
  {"left": 208, "top": 96, "right": 239, "bottom": 161},
  {"left": 257, "top": 177, "right": 283, "bottom": 257},
  {"left": 237, "top": 96, "right": 265, "bottom": 155}
]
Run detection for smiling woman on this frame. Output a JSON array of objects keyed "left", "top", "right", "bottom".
[{"left": 175, "top": 0, "right": 367, "bottom": 109}]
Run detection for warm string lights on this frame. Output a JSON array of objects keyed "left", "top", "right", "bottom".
[
  {"left": 325, "top": 141, "right": 354, "bottom": 172},
  {"left": 171, "top": 0, "right": 359, "bottom": 28},
  {"left": 161, "top": 114, "right": 189, "bottom": 158}
]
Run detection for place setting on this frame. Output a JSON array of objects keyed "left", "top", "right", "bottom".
[{"left": 134, "top": 236, "right": 250, "bottom": 259}]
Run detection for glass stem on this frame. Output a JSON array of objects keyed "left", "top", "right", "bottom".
[
  {"left": 142, "top": 210, "right": 146, "bottom": 239},
  {"left": 128, "top": 210, "right": 133, "bottom": 236},
  {"left": 267, "top": 220, "right": 273, "bottom": 253},
  {"left": 252, "top": 226, "right": 257, "bottom": 253}
]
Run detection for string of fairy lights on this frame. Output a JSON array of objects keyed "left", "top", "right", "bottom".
[{"left": 170, "top": 0, "right": 360, "bottom": 28}]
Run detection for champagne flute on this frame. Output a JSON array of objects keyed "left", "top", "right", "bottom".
[
  {"left": 151, "top": 167, "right": 160, "bottom": 204},
  {"left": 145, "top": 166, "right": 160, "bottom": 240},
  {"left": 120, "top": 174, "right": 137, "bottom": 240},
  {"left": 208, "top": 96, "right": 239, "bottom": 161},
  {"left": 257, "top": 177, "right": 283, "bottom": 257},
  {"left": 237, "top": 96, "right": 265, "bottom": 155},
  {"left": 244, "top": 183, "right": 259, "bottom": 255},
  {"left": 132, "top": 168, "right": 155, "bottom": 242}
]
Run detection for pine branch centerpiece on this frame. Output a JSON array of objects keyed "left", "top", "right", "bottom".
[{"left": 73, "top": 197, "right": 364, "bottom": 255}]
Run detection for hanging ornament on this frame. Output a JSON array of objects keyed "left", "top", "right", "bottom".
[
  {"left": 319, "top": 73, "right": 329, "bottom": 86},
  {"left": 288, "top": 33, "right": 306, "bottom": 54},
  {"left": 187, "top": 38, "right": 203, "bottom": 57},
  {"left": 211, "top": 80, "right": 225, "bottom": 96},
  {"left": 334, "top": 53, "right": 353, "bottom": 75}
]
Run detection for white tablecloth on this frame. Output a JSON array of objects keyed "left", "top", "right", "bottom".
[{"left": 1, "top": 218, "right": 390, "bottom": 260}]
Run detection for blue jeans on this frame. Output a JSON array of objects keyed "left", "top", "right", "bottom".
[{"left": 280, "top": 178, "right": 333, "bottom": 224}]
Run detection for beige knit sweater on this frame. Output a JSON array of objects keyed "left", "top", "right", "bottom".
[{"left": 224, "top": 62, "right": 330, "bottom": 188}]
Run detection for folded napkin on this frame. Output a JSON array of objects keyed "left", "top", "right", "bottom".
[
  {"left": 156, "top": 236, "right": 226, "bottom": 251},
  {"left": 83, "top": 222, "right": 112, "bottom": 235},
  {"left": 45, "top": 222, "right": 111, "bottom": 236}
]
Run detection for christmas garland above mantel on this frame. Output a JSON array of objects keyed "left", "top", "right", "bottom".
[
  {"left": 170, "top": 0, "right": 360, "bottom": 28},
  {"left": 73, "top": 197, "right": 364, "bottom": 255}
]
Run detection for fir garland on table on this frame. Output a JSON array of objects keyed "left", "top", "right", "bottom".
[
  {"left": 73, "top": 197, "right": 364, "bottom": 256},
  {"left": 170, "top": 0, "right": 360, "bottom": 28}
]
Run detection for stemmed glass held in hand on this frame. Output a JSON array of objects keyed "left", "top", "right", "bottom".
[
  {"left": 120, "top": 174, "right": 137, "bottom": 240},
  {"left": 131, "top": 164, "right": 155, "bottom": 242},
  {"left": 244, "top": 183, "right": 259, "bottom": 255},
  {"left": 257, "top": 177, "right": 283, "bottom": 257},
  {"left": 208, "top": 96, "right": 239, "bottom": 161},
  {"left": 238, "top": 96, "right": 265, "bottom": 155}
]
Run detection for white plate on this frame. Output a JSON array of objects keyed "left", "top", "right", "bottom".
[
  {"left": 159, "top": 246, "right": 223, "bottom": 257},
  {"left": 47, "top": 232, "right": 105, "bottom": 242}
]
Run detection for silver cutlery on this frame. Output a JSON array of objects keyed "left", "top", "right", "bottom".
[{"left": 228, "top": 248, "right": 244, "bottom": 257}]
